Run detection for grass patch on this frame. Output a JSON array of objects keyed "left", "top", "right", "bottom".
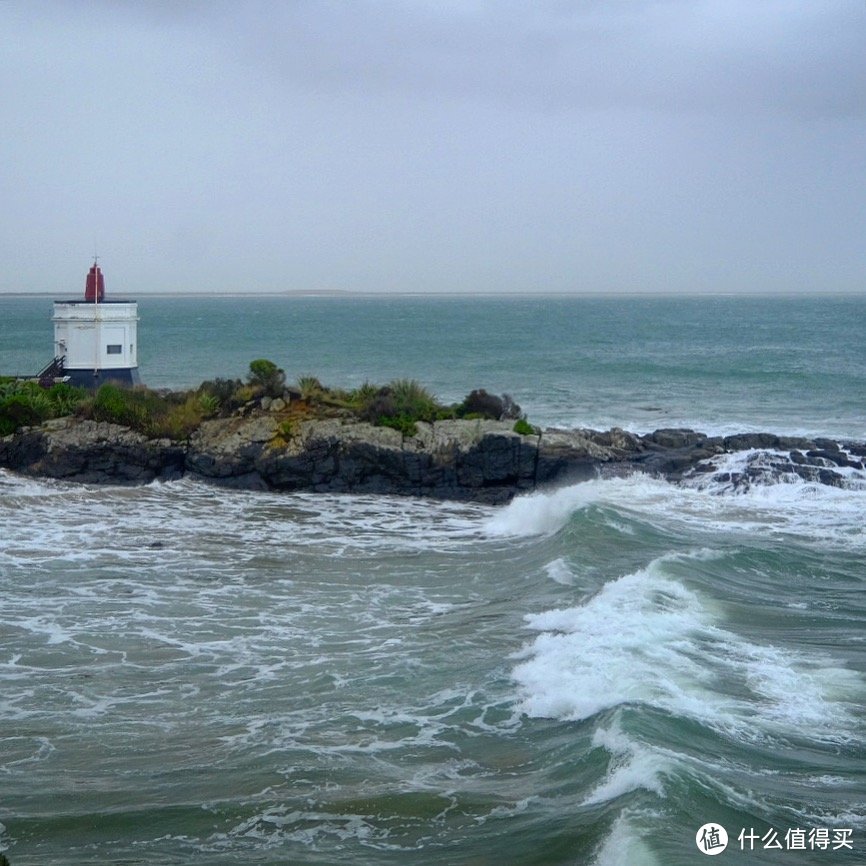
[{"left": 513, "top": 418, "right": 537, "bottom": 436}]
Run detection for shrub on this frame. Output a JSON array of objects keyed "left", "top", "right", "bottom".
[
  {"left": 91, "top": 384, "right": 152, "bottom": 429},
  {"left": 513, "top": 418, "right": 537, "bottom": 436},
  {"left": 360, "top": 388, "right": 396, "bottom": 423},
  {"left": 457, "top": 389, "right": 522, "bottom": 420},
  {"left": 388, "top": 379, "right": 438, "bottom": 422},
  {"left": 234, "top": 384, "right": 257, "bottom": 404},
  {"left": 379, "top": 414, "right": 418, "bottom": 437},
  {"left": 150, "top": 394, "right": 206, "bottom": 440},
  {"left": 296, "top": 375, "right": 324, "bottom": 402},
  {"left": 352, "top": 379, "right": 443, "bottom": 434},
  {"left": 278, "top": 418, "right": 298, "bottom": 439},
  {"left": 459, "top": 389, "right": 503, "bottom": 420},
  {"left": 199, "top": 377, "right": 242, "bottom": 406},
  {"left": 87, "top": 384, "right": 207, "bottom": 440},
  {"left": 21, "top": 388, "right": 54, "bottom": 420},
  {"left": 198, "top": 393, "right": 220, "bottom": 416},
  {"left": 0, "top": 379, "right": 89, "bottom": 435},
  {"left": 0, "top": 394, "right": 44, "bottom": 435},
  {"left": 349, "top": 381, "right": 379, "bottom": 413},
  {"left": 248, "top": 359, "right": 285, "bottom": 397},
  {"left": 54, "top": 383, "right": 87, "bottom": 413}
]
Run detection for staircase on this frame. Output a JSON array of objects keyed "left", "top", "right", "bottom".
[{"left": 37, "top": 356, "right": 66, "bottom": 387}]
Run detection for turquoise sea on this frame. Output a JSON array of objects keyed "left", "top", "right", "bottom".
[{"left": 1, "top": 294, "right": 865, "bottom": 865}]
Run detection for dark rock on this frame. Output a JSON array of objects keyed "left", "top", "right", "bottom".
[
  {"left": 2, "top": 415, "right": 864, "bottom": 503},
  {"left": 536, "top": 429, "right": 620, "bottom": 486},
  {"left": 806, "top": 449, "right": 861, "bottom": 469},
  {"left": 590, "top": 427, "right": 644, "bottom": 454},
  {"left": 0, "top": 419, "right": 185, "bottom": 484},
  {"left": 814, "top": 438, "right": 841, "bottom": 452},
  {"left": 689, "top": 462, "right": 717, "bottom": 474},
  {"left": 647, "top": 428, "right": 705, "bottom": 449},
  {"left": 0, "top": 428, "right": 47, "bottom": 471},
  {"left": 640, "top": 452, "right": 705, "bottom": 479},
  {"left": 723, "top": 432, "right": 780, "bottom": 451},
  {"left": 777, "top": 436, "right": 816, "bottom": 451},
  {"left": 818, "top": 468, "right": 845, "bottom": 487}
]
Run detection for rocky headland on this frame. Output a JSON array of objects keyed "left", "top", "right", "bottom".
[{"left": 2, "top": 414, "right": 863, "bottom": 503}]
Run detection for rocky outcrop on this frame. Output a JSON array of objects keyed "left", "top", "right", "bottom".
[
  {"left": 534, "top": 427, "right": 644, "bottom": 485},
  {"left": 0, "top": 418, "right": 185, "bottom": 484},
  {"left": 188, "top": 417, "right": 541, "bottom": 503},
  {"left": 688, "top": 440, "right": 866, "bottom": 493},
  {"left": 1, "top": 418, "right": 863, "bottom": 501}
]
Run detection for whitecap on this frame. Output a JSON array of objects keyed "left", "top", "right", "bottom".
[
  {"left": 590, "top": 811, "right": 663, "bottom": 866},
  {"left": 483, "top": 476, "right": 661, "bottom": 537},
  {"left": 486, "top": 470, "right": 866, "bottom": 551},
  {"left": 544, "top": 557, "right": 576, "bottom": 585},
  {"left": 585, "top": 719, "right": 669, "bottom": 805},
  {"left": 512, "top": 552, "right": 863, "bottom": 743}
]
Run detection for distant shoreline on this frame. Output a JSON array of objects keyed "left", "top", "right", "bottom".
[{"left": 1, "top": 290, "right": 865, "bottom": 299}]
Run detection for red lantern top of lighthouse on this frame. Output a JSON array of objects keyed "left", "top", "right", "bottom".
[{"left": 84, "top": 259, "right": 105, "bottom": 303}]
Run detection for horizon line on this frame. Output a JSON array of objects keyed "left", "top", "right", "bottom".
[{"left": 2, "top": 289, "right": 865, "bottom": 300}]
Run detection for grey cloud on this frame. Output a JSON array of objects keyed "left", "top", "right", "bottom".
[
  {"left": 1, "top": 0, "right": 864, "bottom": 295},
  {"left": 212, "top": 1, "right": 866, "bottom": 119}
]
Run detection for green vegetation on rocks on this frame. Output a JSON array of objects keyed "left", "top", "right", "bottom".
[
  {"left": 247, "top": 359, "right": 286, "bottom": 397},
  {"left": 0, "top": 359, "right": 529, "bottom": 442},
  {"left": 513, "top": 418, "right": 537, "bottom": 436},
  {"left": 296, "top": 375, "right": 325, "bottom": 402},
  {"left": 90, "top": 383, "right": 218, "bottom": 440},
  {"left": 0, "top": 379, "right": 88, "bottom": 436}
]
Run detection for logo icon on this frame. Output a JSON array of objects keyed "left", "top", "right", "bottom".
[{"left": 696, "top": 823, "right": 729, "bottom": 855}]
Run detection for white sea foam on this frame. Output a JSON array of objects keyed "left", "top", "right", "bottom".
[
  {"left": 484, "top": 467, "right": 866, "bottom": 550},
  {"left": 585, "top": 720, "right": 669, "bottom": 805},
  {"left": 0, "top": 474, "right": 494, "bottom": 568},
  {"left": 543, "top": 557, "right": 576, "bottom": 585},
  {"left": 482, "top": 475, "right": 676, "bottom": 538},
  {"left": 683, "top": 448, "right": 866, "bottom": 494},
  {"left": 483, "top": 481, "right": 605, "bottom": 537},
  {"left": 591, "top": 811, "right": 662, "bottom": 866},
  {"left": 512, "top": 553, "right": 863, "bottom": 742}
]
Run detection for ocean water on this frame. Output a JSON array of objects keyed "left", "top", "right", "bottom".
[
  {"left": 1, "top": 294, "right": 865, "bottom": 865},
  {"left": 2, "top": 294, "right": 865, "bottom": 438}
]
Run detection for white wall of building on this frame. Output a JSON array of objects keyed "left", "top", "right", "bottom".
[{"left": 53, "top": 302, "right": 138, "bottom": 370}]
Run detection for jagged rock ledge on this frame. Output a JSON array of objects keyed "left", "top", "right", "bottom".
[{"left": 1, "top": 417, "right": 863, "bottom": 503}]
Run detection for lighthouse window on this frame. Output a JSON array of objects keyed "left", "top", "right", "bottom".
[{"left": 106, "top": 344, "right": 122, "bottom": 355}]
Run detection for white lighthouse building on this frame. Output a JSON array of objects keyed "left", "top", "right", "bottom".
[{"left": 51, "top": 260, "right": 140, "bottom": 388}]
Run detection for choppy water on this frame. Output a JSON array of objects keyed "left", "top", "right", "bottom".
[{"left": 1, "top": 295, "right": 865, "bottom": 864}]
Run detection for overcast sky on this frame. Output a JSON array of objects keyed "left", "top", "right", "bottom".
[{"left": 1, "top": 0, "right": 864, "bottom": 295}]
